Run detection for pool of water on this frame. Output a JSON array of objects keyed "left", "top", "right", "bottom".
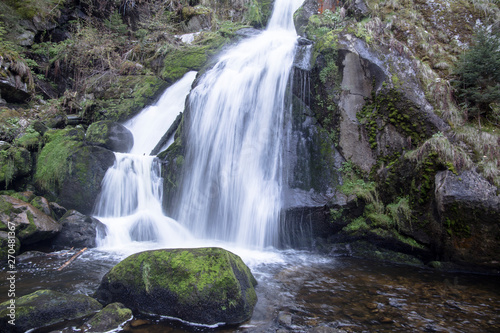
[{"left": 1, "top": 249, "right": 499, "bottom": 333}]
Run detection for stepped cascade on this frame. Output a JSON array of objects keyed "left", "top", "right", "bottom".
[{"left": 94, "top": 72, "right": 197, "bottom": 250}]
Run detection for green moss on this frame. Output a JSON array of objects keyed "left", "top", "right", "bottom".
[
  {"left": 358, "top": 89, "right": 429, "bottom": 151},
  {"left": 343, "top": 216, "right": 370, "bottom": 233},
  {"left": 85, "top": 121, "right": 110, "bottom": 145},
  {"left": 34, "top": 128, "right": 85, "bottom": 197},
  {"left": 161, "top": 33, "right": 227, "bottom": 83},
  {"left": 92, "top": 75, "right": 167, "bottom": 122},
  {"left": 105, "top": 248, "right": 256, "bottom": 307},
  {"left": 14, "top": 127, "right": 41, "bottom": 150}
]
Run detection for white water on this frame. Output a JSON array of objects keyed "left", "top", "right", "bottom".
[
  {"left": 174, "top": 0, "right": 304, "bottom": 250},
  {"left": 94, "top": 0, "right": 305, "bottom": 260},
  {"left": 93, "top": 72, "right": 197, "bottom": 251}
]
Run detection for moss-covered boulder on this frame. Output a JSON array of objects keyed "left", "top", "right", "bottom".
[
  {"left": 51, "top": 210, "right": 107, "bottom": 249},
  {"left": 161, "top": 33, "right": 228, "bottom": 84},
  {"left": 0, "top": 195, "right": 61, "bottom": 245},
  {"left": 94, "top": 247, "right": 258, "bottom": 327},
  {"left": 34, "top": 128, "right": 115, "bottom": 214},
  {"left": 86, "top": 120, "right": 134, "bottom": 153},
  {"left": 0, "top": 289, "right": 102, "bottom": 333},
  {"left": 83, "top": 302, "right": 132, "bottom": 333}
]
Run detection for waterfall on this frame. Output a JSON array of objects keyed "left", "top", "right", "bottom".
[
  {"left": 174, "top": 0, "right": 305, "bottom": 249},
  {"left": 94, "top": 0, "right": 305, "bottom": 252},
  {"left": 94, "top": 72, "right": 197, "bottom": 250}
]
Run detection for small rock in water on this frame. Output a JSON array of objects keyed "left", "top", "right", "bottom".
[{"left": 277, "top": 311, "right": 292, "bottom": 327}]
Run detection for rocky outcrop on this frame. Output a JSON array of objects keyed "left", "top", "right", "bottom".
[
  {"left": 0, "top": 195, "right": 61, "bottom": 245},
  {"left": 0, "top": 56, "right": 33, "bottom": 103},
  {"left": 435, "top": 170, "right": 500, "bottom": 267},
  {"left": 0, "top": 289, "right": 102, "bottom": 333},
  {"left": 94, "top": 247, "right": 258, "bottom": 326},
  {"left": 51, "top": 210, "right": 107, "bottom": 249},
  {"left": 86, "top": 120, "right": 134, "bottom": 153}
]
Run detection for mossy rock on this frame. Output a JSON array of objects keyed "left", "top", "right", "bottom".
[
  {"left": 86, "top": 120, "right": 134, "bottom": 153},
  {"left": 0, "top": 289, "right": 102, "bottom": 333},
  {"left": 34, "top": 128, "right": 115, "bottom": 214},
  {"left": 91, "top": 75, "right": 168, "bottom": 122},
  {"left": 14, "top": 128, "right": 41, "bottom": 151},
  {"left": 161, "top": 33, "right": 227, "bottom": 84},
  {"left": 0, "top": 195, "right": 61, "bottom": 245},
  {"left": 83, "top": 302, "right": 132, "bottom": 333},
  {"left": 94, "top": 247, "right": 258, "bottom": 327}
]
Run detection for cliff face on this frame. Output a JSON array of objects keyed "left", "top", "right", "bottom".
[
  {"left": 288, "top": 0, "right": 500, "bottom": 271},
  {"left": 0, "top": 0, "right": 499, "bottom": 271}
]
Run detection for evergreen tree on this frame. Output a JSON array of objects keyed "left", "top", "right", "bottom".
[{"left": 453, "top": 27, "right": 500, "bottom": 123}]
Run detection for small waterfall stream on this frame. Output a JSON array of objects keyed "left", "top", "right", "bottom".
[{"left": 93, "top": 72, "right": 197, "bottom": 251}]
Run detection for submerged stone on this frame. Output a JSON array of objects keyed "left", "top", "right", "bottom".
[
  {"left": 94, "top": 247, "right": 258, "bottom": 327},
  {"left": 0, "top": 289, "right": 102, "bottom": 332},
  {"left": 84, "top": 302, "right": 132, "bottom": 333}
]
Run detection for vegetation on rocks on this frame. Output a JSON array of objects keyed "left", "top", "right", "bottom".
[
  {"left": 94, "top": 247, "right": 258, "bottom": 326},
  {"left": 293, "top": 0, "right": 500, "bottom": 270}
]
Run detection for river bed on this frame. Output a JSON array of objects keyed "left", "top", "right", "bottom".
[{"left": 1, "top": 248, "right": 499, "bottom": 333}]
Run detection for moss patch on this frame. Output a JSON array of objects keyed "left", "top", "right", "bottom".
[
  {"left": 34, "top": 128, "right": 85, "bottom": 199},
  {"left": 161, "top": 33, "right": 227, "bottom": 83},
  {"left": 91, "top": 75, "right": 168, "bottom": 122}
]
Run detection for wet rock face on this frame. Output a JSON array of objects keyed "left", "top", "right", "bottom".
[
  {"left": 94, "top": 247, "right": 258, "bottom": 327},
  {"left": 0, "top": 289, "right": 102, "bottom": 333},
  {"left": 34, "top": 127, "right": 116, "bottom": 214},
  {"left": 51, "top": 210, "right": 107, "bottom": 249}
]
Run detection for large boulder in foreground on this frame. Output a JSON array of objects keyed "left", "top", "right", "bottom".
[
  {"left": 94, "top": 247, "right": 258, "bottom": 326},
  {"left": 0, "top": 289, "right": 102, "bottom": 333}
]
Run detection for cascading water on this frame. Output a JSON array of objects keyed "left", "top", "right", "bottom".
[
  {"left": 95, "top": 0, "right": 305, "bottom": 254},
  {"left": 174, "top": 0, "right": 305, "bottom": 249},
  {"left": 94, "top": 72, "right": 197, "bottom": 251}
]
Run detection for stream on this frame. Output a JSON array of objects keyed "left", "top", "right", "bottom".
[{"left": 1, "top": 248, "right": 499, "bottom": 332}]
